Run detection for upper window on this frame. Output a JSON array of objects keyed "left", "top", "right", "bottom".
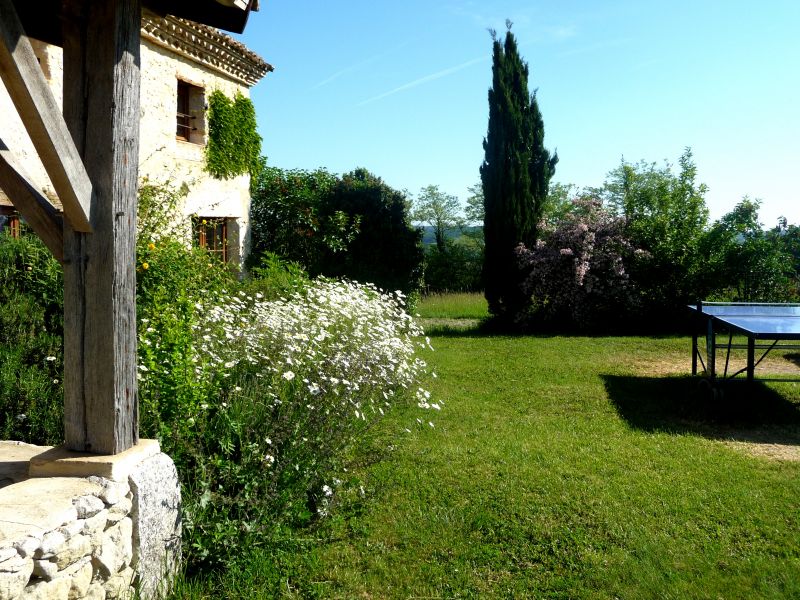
[{"left": 176, "top": 80, "right": 205, "bottom": 144}]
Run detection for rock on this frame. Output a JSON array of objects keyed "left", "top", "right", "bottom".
[
  {"left": 82, "top": 510, "right": 108, "bottom": 536},
  {"left": 129, "top": 453, "right": 181, "bottom": 599},
  {"left": 54, "top": 534, "right": 91, "bottom": 570},
  {"left": 73, "top": 496, "right": 105, "bottom": 520},
  {"left": 0, "top": 553, "right": 31, "bottom": 574},
  {"left": 82, "top": 511, "right": 108, "bottom": 553},
  {"left": 91, "top": 541, "right": 117, "bottom": 580},
  {"left": 0, "top": 557, "right": 32, "bottom": 600},
  {"left": 102, "top": 483, "right": 129, "bottom": 508},
  {"left": 57, "top": 520, "right": 84, "bottom": 541},
  {"left": 31, "top": 558, "right": 58, "bottom": 581},
  {"left": 109, "top": 519, "right": 132, "bottom": 570},
  {"left": 85, "top": 582, "right": 106, "bottom": 600},
  {"left": 18, "top": 577, "right": 70, "bottom": 600},
  {"left": 67, "top": 559, "right": 92, "bottom": 600},
  {"left": 93, "top": 518, "right": 131, "bottom": 578},
  {"left": 86, "top": 478, "right": 131, "bottom": 507},
  {"left": 103, "top": 566, "right": 133, "bottom": 600},
  {"left": 14, "top": 536, "right": 42, "bottom": 559},
  {"left": 106, "top": 498, "right": 131, "bottom": 526},
  {"left": 35, "top": 530, "right": 66, "bottom": 559}
]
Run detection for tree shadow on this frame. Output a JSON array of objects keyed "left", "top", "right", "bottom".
[
  {"left": 602, "top": 374, "right": 800, "bottom": 446},
  {"left": 784, "top": 353, "right": 800, "bottom": 368}
]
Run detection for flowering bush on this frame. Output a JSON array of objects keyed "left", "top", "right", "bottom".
[
  {"left": 137, "top": 273, "right": 431, "bottom": 569},
  {"left": 135, "top": 182, "right": 432, "bottom": 568},
  {"left": 515, "top": 198, "right": 640, "bottom": 331},
  {"left": 3, "top": 181, "right": 433, "bottom": 571}
]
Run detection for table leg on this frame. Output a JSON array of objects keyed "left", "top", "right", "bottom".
[{"left": 706, "top": 319, "right": 715, "bottom": 378}]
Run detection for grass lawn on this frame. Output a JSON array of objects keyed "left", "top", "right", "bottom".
[
  {"left": 173, "top": 297, "right": 800, "bottom": 599},
  {"left": 416, "top": 292, "right": 489, "bottom": 320}
]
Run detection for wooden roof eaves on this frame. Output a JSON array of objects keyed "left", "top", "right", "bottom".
[{"left": 11, "top": 0, "right": 258, "bottom": 47}]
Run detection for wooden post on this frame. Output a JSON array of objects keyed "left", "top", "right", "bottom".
[
  {"left": 0, "top": 0, "right": 92, "bottom": 232},
  {"left": 62, "top": 0, "right": 140, "bottom": 453}
]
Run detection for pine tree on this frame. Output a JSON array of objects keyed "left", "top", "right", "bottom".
[{"left": 480, "top": 23, "right": 557, "bottom": 319}]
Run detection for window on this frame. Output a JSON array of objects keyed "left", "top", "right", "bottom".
[
  {"left": 176, "top": 80, "right": 205, "bottom": 144},
  {"left": 194, "top": 217, "right": 229, "bottom": 262},
  {"left": 0, "top": 209, "right": 20, "bottom": 238}
]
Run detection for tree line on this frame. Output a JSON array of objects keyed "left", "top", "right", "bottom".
[{"left": 247, "top": 23, "right": 798, "bottom": 332}]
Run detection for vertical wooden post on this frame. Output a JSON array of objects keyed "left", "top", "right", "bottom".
[{"left": 62, "top": 0, "right": 140, "bottom": 454}]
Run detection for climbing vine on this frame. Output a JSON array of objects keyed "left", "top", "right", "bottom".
[{"left": 205, "top": 89, "right": 262, "bottom": 180}]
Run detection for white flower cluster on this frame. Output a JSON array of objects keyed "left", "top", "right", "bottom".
[{"left": 139, "top": 279, "right": 432, "bottom": 424}]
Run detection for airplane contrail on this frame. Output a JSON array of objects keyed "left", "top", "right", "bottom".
[{"left": 358, "top": 54, "right": 489, "bottom": 106}]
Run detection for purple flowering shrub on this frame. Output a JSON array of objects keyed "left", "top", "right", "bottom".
[{"left": 515, "top": 198, "right": 641, "bottom": 331}]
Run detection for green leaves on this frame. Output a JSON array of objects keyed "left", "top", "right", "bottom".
[
  {"left": 411, "top": 184, "right": 464, "bottom": 252},
  {"left": 481, "top": 26, "right": 557, "bottom": 320},
  {"left": 205, "top": 90, "right": 262, "bottom": 180}
]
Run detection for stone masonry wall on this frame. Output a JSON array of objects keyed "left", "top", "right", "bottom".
[
  {"left": 0, "top": 442, "right": 181, "bottom": 600},
  {"left": 0, "top": 476, "right": 135, "bottom": 600}
]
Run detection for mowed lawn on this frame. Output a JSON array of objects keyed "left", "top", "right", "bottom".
[{"left": 182, "top": 295, "right": 800, "bottom": 599}]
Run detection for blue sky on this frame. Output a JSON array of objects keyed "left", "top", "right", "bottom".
[{"left": 236, "top": 0, "right": 799, "bottom": 227}]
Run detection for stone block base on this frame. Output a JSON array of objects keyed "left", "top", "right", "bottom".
[{"left": 0, "top": 441, "right": 181, "bottom": 600}]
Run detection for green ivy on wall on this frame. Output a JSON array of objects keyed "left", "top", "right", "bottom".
[{"left": 205, "top": 89, "right": 262, "bottom": 180}]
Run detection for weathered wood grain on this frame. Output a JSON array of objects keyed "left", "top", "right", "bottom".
[
  {"left": 62, "top": 0, "right": 140, "bottom": 454},
  {"left": 0, "top": 140, "right": 63, "bottom": 260},
  {"left": 0, "top": 0, "right": 92, "bottom": 232}
]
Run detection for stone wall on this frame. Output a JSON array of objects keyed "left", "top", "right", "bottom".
[{"left": 0, "top": 441, "right": 180, "bottom": 600}]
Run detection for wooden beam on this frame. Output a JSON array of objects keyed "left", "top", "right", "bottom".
[
  {"left": 0, "top": 0, "right": 92, "bottom": 232},
  {"left": 144, "top": 0, "right": 254, "bottom": 33},
  {"left": 0, "top": 140, "right": 63, "bottom": 261},
  {"left": 62, "top": 0, "right": 140, "bottom": 454}
]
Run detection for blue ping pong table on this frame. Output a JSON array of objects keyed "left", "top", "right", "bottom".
[{"left": 689, "top": 302, "right": 800, "bottom": 381}]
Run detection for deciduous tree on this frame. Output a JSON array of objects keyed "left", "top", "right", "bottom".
[{"left": 412, "top": 185, "right": 463, "bottom": 252}]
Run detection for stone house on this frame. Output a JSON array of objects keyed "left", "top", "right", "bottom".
[{"left": 0, "top": 11, "right": 272, "bottom": 264}]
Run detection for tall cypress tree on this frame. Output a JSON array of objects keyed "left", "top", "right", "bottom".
[{"left": 480, "top": 23, "right": 557, "bottom": 319}]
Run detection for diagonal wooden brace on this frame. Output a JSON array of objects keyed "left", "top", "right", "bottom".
[
  {"left": 0, "top": 140, "right": 63, "bottom": 260},
  {"left": 0, "top": 0, "right": 92, "bottom": 232}
]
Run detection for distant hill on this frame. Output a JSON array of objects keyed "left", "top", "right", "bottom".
[{"left": 419, "top": 225, "right": 482, "bottom": 246}]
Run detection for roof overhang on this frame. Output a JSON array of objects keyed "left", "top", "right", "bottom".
[{"left": 11, "top": 0, "right": 258, "bottom": 46}]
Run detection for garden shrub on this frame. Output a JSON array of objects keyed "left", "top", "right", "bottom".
[
  {"left": 248, "top": 166, "right": 357, "bottom": 273},
  {"left": 156, "top": 279, "right": 430, "bottom": 569},
  {"left": 423, "top": 238, "right": 483, "bottom": 293},
  {"left": 0, "top": 232, "right": 63, "bottom": 445},
  {"left": 699, "top": 198, "right": 798, "bottom": 302},
  {"left": 137, "top": 182, "right": 431, "bottom": 569},
  {"left": 515, "top": 198, "right": 639, "bottom": 332},
  {"left": 602, "top": 149, "right": 709, "bottom": 324},
  {"left": 323, "top": 168, "right": 424, "bottom": 297},
  {"left": 3, "top": 181, "right": 432, "bottom": 573},
  {"left": 249, "top": 166, "right": 424, "bottom": 297}
]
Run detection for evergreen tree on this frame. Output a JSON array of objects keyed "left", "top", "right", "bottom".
[{"left": 480, "top": 22, "right": 557, "bottom": 319}]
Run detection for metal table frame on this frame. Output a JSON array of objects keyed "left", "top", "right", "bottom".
[{"left": 690, "top": 301, "right": 800, "bottom": 382}]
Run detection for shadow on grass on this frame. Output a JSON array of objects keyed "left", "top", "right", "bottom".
[
  {"left": 603, "top": 374, "right": 800, "bottom": 446},
  {"left": 785, "top": 353, "right": 800, "bottom": 368}
]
